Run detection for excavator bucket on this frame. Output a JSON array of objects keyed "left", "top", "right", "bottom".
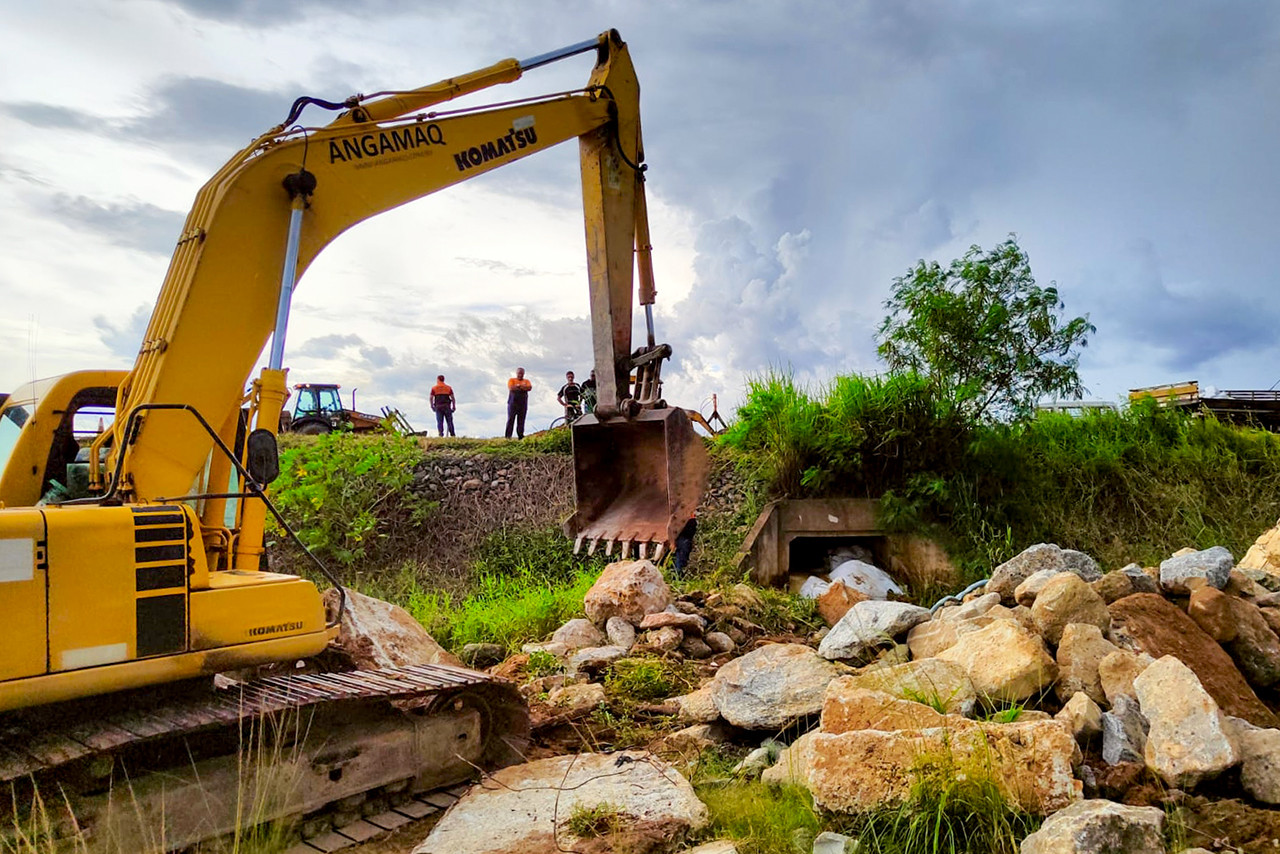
[{"left": 566, "top": 407, "right": 709, "bottom": 557}]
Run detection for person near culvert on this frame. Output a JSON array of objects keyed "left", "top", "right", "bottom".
[
  {"left": 505, "top": 367, "right": 532, "bottom": 439},
  {"left": 673, "top": 511, "right": 698, "bottom": 577},
  {"left": 580, "top": 369, "right": 598, "bottom": 414},
  {"left": 430, "top": 374, "right": 456, "bottom": 437},
  {"left": 557, "top": 371, "right": 583, "bottom": 422}
]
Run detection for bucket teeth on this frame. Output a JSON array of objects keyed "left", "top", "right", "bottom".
[
  {"left": 587, "top": 538, "right": 601, "bottom": 556},
  {"left": 573, "top": 535, "right": 586, "bottom": 555},
  {"left": 652, "top": 542, "right": 666, "bottom": 562},
  {"left": 605, "top": 538, "right": 615, "bottom": 557},
  {"left": 636, "top": 542, "right": 647, "bottom": 560},
  {"left": 621, "top": 539, "right": 632, "bottom": 560}
]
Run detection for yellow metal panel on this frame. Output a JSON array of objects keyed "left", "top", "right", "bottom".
[
  {"left": 1128, "top": 381, "right": 1199, "bottom": 403},
  {"left": 0, "top": 510, "right": 47, "bottom": 682},
  {"left": 44, "top": 506, "right": 140, "bottom": 671},
  {"left": 189, "top": 574, "right": 325, "bottom": 651}
]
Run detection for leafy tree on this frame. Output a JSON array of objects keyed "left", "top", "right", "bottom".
[{"left": 876, "top": 236, "right": 1094, "bottom": 420}]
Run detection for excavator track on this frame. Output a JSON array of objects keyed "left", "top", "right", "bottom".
[{"left": 0, "top": 664, "right": 528, "bottom": 852}]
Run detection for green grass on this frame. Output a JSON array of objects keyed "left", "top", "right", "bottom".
[
  {"left": 722, "top": 369, "right": 1280, "bottom": 579},
  {"left": 604, "top": 658, "right": 698, "bottom": 704},
  {"left": 696, "top": 782, "right": 824, "bottom": 854},
  {"left": 565, "top": 802, "right": 625, "bottom": 839},
  {"left": 405, "top": 565, "right": 599, "bottom": 653},
  {"left": 850, "top": 772, "right": 1038, "bottom": 854},
  {"left": 415, "top": 429, "right": 572, "bottom": 455},
  {"left": 526, "top": 649, "right": 564, "bottom": 677}
]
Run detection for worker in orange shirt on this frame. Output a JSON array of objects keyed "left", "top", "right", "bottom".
[
  {"left": 430, "top": 374, "right": 456, "bottom": 437},
  {"left": 505, "top": 367, "right": 532, "bottom": 439}
]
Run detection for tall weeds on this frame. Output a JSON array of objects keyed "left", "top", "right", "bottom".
[{"left": 723, "top": 370, "right": 1280, "bottom": 577}]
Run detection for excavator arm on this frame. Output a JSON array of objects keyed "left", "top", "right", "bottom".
[{"left": 95, "top": 29, "right": 704, "bottom": 563}]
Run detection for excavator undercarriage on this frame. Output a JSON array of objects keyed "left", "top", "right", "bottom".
[{"left": 1, "top": 665, "right": 527, "bottom": 851}]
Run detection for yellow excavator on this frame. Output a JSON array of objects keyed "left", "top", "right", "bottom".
[{"left": 0, "top": 30, "right": 706, "bottom": 850}]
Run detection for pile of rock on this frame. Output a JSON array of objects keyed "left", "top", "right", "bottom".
[
  {"left": 674, "top": 541, "right": 1280, "bottom": 852},
  {"left": 521, "top": 560, "right": 751, "bottom": 675}
]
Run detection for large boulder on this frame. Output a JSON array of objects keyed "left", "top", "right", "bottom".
[
  {"left": 1031, "top": 574, "right": 1111, "bottom": 646},
  {"left": 807, "top": 720, "right": 1078, "bottom": 815},
  {"left": 1240, "top": 520, "right": 1280, "bottom": 586},
  {"left": 838, "top": 658, "right": 977, "bottom": 716},
  {"left": 1018, "top": 799, "right": 1165, "bottom": 854},
  {"left": 323, "top": 588, "right": 463, "bottom": 669},
  {"left": 711, "top": 643, "right": 843, "bottom": 729},
  {"left": 583, "top": 560, "right": 672, "bottom": 626},
  {"left": 1159, "top": 546, "right": 1233, "bottom": 594},
  {"left": 816, "top": 579, "right": 868, "bottom": 626},
  {"left": 1108, "top": 593, "right": 1277, "bottom": 727},
  {"left": 1133, "top": 655, "right": 1239, "bottom": 787},
  {"left": 1055, "top": 623, "right": 1119, "bottom": 705},
  {"left": 1057, "top": 692, "right": 1103, "bottom": 743},
  {"left": 821, "top": 683, "right": 969, "bottom": 734},
  {"left": 818, "top": 601, "right": 931, "bottom": 663},
  {"left": 988, "top": 544, "right": 1101, "bottom": 604},
  {"left": 936, "top": 619, "right": 1058, "bottom": 703},
  {"left": 551, "top": 618, "right": 606, "bottom": 651},
  {"left": 1101, "top": 695, "right": 1148, "bottom": 766},
  {"left": 1224, "top": 717, "right": 1280, "bottom": 805},
  {"left": 1097, "top": 650, "right": 1152, "bottom": 706},
  {"left": 414, "top": 752, "right": 707, "bottom": 854}
]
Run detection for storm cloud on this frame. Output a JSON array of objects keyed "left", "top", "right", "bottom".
[{"left": 6, "top": 1, "right": 1280, "bottom": 430}]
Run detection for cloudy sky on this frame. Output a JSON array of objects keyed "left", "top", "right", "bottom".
[{"left": 4, "top": 1, "right": 1279, "bottom": 436}]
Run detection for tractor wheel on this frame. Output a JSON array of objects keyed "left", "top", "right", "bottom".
[{"left": 295, "top": 420, "right": 332, "bottom": 435}]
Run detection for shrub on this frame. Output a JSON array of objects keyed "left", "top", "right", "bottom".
[
  {"left": 723, "top": 369, "right": 1280, "bottom": 579},
  {"left": 268, "top": 432, "right": 431, "bottom": 567},
  {"left": 850, "top": 750, "right": 1040, "bottom": 854}
]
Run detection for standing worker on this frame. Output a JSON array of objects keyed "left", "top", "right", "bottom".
[
  {"left": 430, "top": 374, "right": 456, "bottom": 437},
  {"left": 580, "top": 369, "right": 598, "bottom": 414},
  {"left": 673, "top": 511, "right": 697, "bottom": 578},
  {"left": 505, "top": 367, "right": 532, "bottom": 439},
  {"left": 557, "top": 371, "right": 583, "bottom": 423}
]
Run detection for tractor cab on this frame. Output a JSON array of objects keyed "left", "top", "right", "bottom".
[{"left": 285, "top": 383, "right": 346, "bottom": 434}]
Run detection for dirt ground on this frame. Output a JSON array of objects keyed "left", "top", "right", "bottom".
[{"left": 1175, "top": 796, "right": 1280, "bottom": 853}]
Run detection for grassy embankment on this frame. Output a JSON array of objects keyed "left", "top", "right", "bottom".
[
  {"left": 269, "top": 373, "right": 1280, "bottom": 651},
  {"left": 722, "top": 370, "right": 1280, "bottom": 578}
]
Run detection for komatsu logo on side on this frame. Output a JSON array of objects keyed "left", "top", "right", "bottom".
[
  {"left": 454, "top": 125, "right": 538, "bottom": 172},
  {"left": 328, "top": 124, "right": 445, "bottom": 164},
  {"left": 249, "top": 621, "right": 304, "bottom": 637}
]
